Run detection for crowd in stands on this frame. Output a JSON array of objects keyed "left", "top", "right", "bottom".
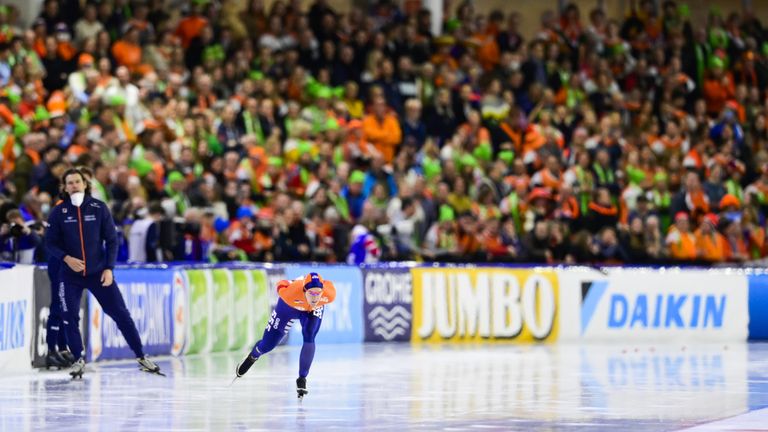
[{"left": 0, "top": 0, "right": 768, "bottom": 265}]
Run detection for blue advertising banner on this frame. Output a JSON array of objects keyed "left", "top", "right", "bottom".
[
  {"left": 362, "top": 267, "right": 412, "bottom": 342},
  {"left": 88, "top": 269, "right": 174, "bottom": 361},
  {"left": 748, "top": 275, "right": 768, "bottom": 340},
  {"left": 284, "top": 266, "right": 364, "bottom": 344}
]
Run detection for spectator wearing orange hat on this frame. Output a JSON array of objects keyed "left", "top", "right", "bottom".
[
  {"left": 46, "top": 90, "right": 67, "bottom": 118},
  {"left": 666, "top": 212, "right": 697, "bottom": 261},
  {"left": 694, "top": 213, "right": 728, "bottom": 262},
  {"left": 525, "top": 187, "right": 554, "bottom": 227},
  {"left": 718, "top": 193, "right": 741, "bottom": 213},
  {"left": 67, "top": 53, "right": 95, "bottom": 101},
  {"left": 341, "top": 119, "right": 376, "bottom": 161}
]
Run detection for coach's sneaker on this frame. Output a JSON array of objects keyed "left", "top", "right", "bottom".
[
  {"left": 296, "top": 377, "right": 308, "bottom": 399},
  {"left": 236, "top": 354, "right": 258, "bottom": 378},
  {"left": 69, "top": 358, "right": 85, "bottom": 379}
]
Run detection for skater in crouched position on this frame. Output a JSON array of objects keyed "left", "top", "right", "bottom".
[
  {"left": 45, "top": 168, "right": 161, "bottom": 378},
  {"left": 236, "top": 272, "right": 336, "bottom": 398}
]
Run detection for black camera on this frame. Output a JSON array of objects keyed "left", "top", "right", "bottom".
[{"left": 9, "top": 223, "right": 24, "bottom": 238}]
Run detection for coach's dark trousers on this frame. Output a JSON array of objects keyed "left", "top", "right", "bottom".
[{"left": 59, "top": 272, "right": 145, "bottom": 361}]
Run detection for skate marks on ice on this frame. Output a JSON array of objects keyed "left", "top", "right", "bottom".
[
  {"left": 676, "top": 407, "right": 768, "bottom": 431},
  {"left": 1, "top": 344, "right": 768, "bottom": 430}
]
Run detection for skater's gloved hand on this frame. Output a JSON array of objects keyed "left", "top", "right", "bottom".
[
  {"left": 64, "top": 255, "right": 85, "bottom": 272},
  {"left": 101, "top": 269, "right": 113, "bottom": 286}
]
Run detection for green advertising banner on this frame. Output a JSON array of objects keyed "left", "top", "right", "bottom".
[
  {"left": 251, "top": 269, "right": 271, "bottom": 341},
  {"left": 211, "top": 269, "right": 234, "bottom": 352},
  {"left": 231, "top": 269, "right": 251, "bottom": 351},
  {"left": 185, "top": 269, "right": 212, "bottom": 355}
]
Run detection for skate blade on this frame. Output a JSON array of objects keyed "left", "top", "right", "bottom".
[{"left": 140, "top": 367, "right": 166, "bottom": 377}]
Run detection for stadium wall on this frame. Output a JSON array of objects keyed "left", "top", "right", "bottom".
[{"left": 0, "top": 263, "right": 765, "bottom": 372}]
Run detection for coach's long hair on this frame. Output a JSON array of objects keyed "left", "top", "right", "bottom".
[{"left": 60, "top": 168, "right": 92, "bottom": 199}]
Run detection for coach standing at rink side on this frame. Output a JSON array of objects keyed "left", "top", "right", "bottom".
[{"left": 45, "top": 168, "right": 162, "bottom": 378}]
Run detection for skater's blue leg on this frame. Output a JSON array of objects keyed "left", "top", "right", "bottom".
[
  {"left": 251, "top": 299, "right": 300, "bottom": 357},
  {"left": 298, "top": 307, "right": 323, "bottom": 378},
  {"left": 299, "top": 343, "right": 315, "bottom": 378}
]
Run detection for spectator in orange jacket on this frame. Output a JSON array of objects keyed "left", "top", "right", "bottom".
[
  {"left": 112, "top": 26, "right": 143, "bottom": 72},
  {"left": 363, "top": 96, "right": 402, "bottom": 163},
  {"left": 694, "top": 213, "right": 728, "bottom": 262},
  {"left": 666, "top": 212, "right": 697, "bottom": 261},
  {"left": 702, "top": 58, "right": 735, "bottom": 117}
]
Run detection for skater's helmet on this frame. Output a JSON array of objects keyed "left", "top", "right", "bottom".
[{"left": 303, "top": 272, "right": 324, "bottom": 291}]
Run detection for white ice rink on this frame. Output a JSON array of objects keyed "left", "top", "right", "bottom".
[{"left": 2, "top": 343, "right": 768, "bottom": 431}]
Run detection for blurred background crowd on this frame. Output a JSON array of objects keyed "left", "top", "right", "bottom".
[{"left": 0, "top": 0, "right": 767, "bottom": 266}]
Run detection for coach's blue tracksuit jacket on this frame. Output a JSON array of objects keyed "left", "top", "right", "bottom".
[{"left": 45, "top": 195, "right": 117, "bottom": 280}]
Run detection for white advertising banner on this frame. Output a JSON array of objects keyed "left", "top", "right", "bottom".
[
  {"left": 0, "top": 265, "right": 34, "bottom": 372},
  {"left": 561, "top": 268, "right": 749, "bottom": 342}
]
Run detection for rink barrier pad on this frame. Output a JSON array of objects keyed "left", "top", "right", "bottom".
[{"left": 4, "top": 263, "right": 768, "bottom": 371}]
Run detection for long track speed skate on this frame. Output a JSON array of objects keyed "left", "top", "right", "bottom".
[
  {"left": 138, "top": 357, "right": 165, "bottom": 376},
  {"left": 296, "top": 377, "right": 308, "bottom": 400}
]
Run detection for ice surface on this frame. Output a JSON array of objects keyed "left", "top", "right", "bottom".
[{"left": 2, "top": 343, "right": 768, "bottom": 431}]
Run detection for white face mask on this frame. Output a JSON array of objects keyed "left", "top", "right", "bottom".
[
  {"left": 41, "top": 203, "right": 50, "bottom": 215},
  {"left": 70, "top": 192, "right": 85, "bottom": 207}
]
